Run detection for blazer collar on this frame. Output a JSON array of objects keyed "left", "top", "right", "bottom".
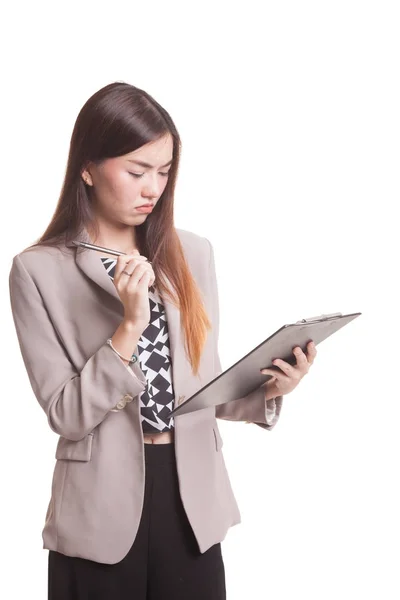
[
  {"left": 68, "top": 226, "right": 192, "bottom": 389},
  {"left": 68, "top": 226, "right": 121, "bottom": 304}
]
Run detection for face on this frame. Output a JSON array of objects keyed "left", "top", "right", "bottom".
[{"left": 82, "top": 133, "right": 173, "bottom": 226}]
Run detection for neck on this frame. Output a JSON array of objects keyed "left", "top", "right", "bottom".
[{"left": 87, "top": 219, "right": 139, "bottom": 254}]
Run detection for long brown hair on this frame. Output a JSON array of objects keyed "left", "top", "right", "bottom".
[{"left": 25, "top": 81, "right": 211, "bottom": 375}]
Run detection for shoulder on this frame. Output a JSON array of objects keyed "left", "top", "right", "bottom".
[
  {"left": 175, "top": 227, "right": 212, "bottom": 264},
  {"left": 10, "top": 244, "right": 72, "bottom": 281}
]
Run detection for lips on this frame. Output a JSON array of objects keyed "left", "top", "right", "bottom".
[
  {"left": 135, "top": 204, "right": 154, "bottom": 213},
  {"left": 136, "top": 204, "right": 153, "bottom": 208}
]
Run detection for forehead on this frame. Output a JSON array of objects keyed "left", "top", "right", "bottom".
[{"left": 124, "top": 134, "right": 173, "bottom": 164}]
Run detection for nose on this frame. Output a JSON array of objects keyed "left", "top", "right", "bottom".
[{"left": 142, "top": 173, "right": 161, "bottom": 199}]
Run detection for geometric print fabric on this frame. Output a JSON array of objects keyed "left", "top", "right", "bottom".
[{"left": 101, "top": 257, "right": 175, "bottom": 434}]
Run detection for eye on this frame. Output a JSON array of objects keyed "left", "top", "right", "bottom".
[{"left": 129, "top": 172, "right": 170, "bottom": 178}]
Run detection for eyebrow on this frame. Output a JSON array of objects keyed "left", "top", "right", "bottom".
[{"left": 127, "top": 159, "right": 173, "bottom": 168}]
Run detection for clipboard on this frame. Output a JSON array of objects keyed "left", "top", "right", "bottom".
[{"left": 169, "top": 311, "right": 361, "bottom": 418}]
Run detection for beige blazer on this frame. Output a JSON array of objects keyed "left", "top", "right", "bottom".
[{"left": 8, "top": 226, "right": 283, "bottom": 564}]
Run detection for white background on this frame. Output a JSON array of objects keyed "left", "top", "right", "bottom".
[{"left": 2, "top": 1, "right": 399, "bottom": 598}]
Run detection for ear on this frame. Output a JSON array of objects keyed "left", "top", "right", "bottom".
[{"left": 81, "top": 169, "right": 93, "bottom": 186}]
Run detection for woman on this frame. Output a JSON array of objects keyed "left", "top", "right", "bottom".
[{"left": 8, "top": 81, "right": 316, "bottom": 599}]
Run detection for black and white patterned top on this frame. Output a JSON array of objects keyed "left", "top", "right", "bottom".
[{"left": 101, "top": 257, "right": 175, "bottom": 435}]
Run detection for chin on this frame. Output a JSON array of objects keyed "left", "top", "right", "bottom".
[{"left": 126, "top": 213, "right": 147, "bottom": 222}]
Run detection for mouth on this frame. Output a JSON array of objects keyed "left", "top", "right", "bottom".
[{"left": 135, "top": 204, "right": 154, "bottom": 213}]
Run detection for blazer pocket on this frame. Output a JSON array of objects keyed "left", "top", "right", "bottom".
[
  {"left": 55, "top": 433, "right": 94, "bottom": 461},
  {"left": 213, "top": 425, "right": 224, "bottom": 452}
]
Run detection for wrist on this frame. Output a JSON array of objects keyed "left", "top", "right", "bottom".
[
  {"left": 121, "top": 318, "right": 145, "bottom": 334},
  {"left": 106, "top": 338, "right": 138, "bottom": 365},
  {"left": 263, "top": 381, "right": 279, "bottom": 401}
]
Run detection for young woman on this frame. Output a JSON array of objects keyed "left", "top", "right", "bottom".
[{"left": 9, "top": 81, "right": 316, "bottom": 599}]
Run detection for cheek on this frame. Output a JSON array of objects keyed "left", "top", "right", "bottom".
[
  {"left": 157, "top": 177, "right": 169, "bottom": 198},
  {"left": 95, "top": 177, "right": 133, "bottom": 211},
  {"left": 114, "top": 173, "right": 140, "bottom": 199},
  {"left": 95, "top": 169, "right": 121, "bottom": 195}
]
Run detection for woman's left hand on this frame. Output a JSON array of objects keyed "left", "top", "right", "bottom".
[{"left": 260, "top": 341, "right": 317, "bottom": 398}]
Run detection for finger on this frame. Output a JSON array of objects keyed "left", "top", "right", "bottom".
[
  {"left": 270, "top": 358, "right": 298, "bottom": 378},
  {"left": 261, "top": 374, "right": 277, "bottom": 388},
  {"left": 306, "top": 341, "right": 317, "bottom": 364},
  {"left": 114, "top": 252, "right": 148, "bottom": 281},
  {"left": 260, "top": 368, "right": 289, "bottom": 382},
  {"left": 124, "top": 254, "right": 148, "bottom": 267},
  {"left": 137, "top": 270, "right": 152, "bottom": 288},
  {"left": 293, "top": 347, "right": 310, "bottom": 372},
  {"left": 126, "top": 262, "right": 154, "bottom": 288},
  {"left": 143, "top": 262, "right": 156, "bottom": 287},
  {"left": 130, "top": 268, "right": 151, "bottom": 289},
  {"left": 135, "top": 263, "right": 155, "bottom": 288},
  {"left": 114, "top": 253, "right": 136, "bottom": 280},
  {"left": 140, "top": 261, "right": 155, "bottom": 285},
  {"left": 128, "top": 248, "right": 148, "bottom": 259}
]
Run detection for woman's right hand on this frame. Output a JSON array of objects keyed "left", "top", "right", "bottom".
[{"left": 113, "top": 249, "right": 155, "bottom": 330}]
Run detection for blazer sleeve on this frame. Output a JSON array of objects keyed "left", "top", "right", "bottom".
[
  {"left": 9, "top": 254, "right": 147, "bottom": 441},
  {"left": 205, "top": 239, "right": 283, "bottom": 430}
]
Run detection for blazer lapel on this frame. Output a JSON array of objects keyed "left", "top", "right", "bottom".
[
  {"left": 73, "top": 230, "right": 122, "bottom": 305},
  {"left": 67, "top": 226, "right": 193, "bottom": 395}
]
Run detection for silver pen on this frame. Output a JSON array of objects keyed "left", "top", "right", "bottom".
[
  {"left": 72, "top": 241, "right": 155, "bottom": 287},
  {"left": 72, "top": 240, "right": 129, "bottom": 257}
]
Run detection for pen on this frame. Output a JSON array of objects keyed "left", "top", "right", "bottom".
[
  {"left": 72, "top": 240, "right": 129, "bottom": 257},
  {"left": 72, "top": 241, "right": 156, "bottom": 287}
]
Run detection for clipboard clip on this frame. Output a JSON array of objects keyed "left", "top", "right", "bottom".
[{"left": 296, "top": 312, "right": 342, "bottom": 324}]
